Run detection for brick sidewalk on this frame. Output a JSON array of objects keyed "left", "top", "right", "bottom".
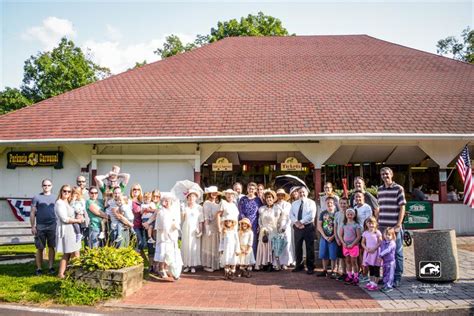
[{"left": 108, "top": 236, "right": 474, "bottom": 314}]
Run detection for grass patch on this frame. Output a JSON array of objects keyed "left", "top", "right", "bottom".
[
  {"left": 0, "top": 261, "right": 119, "bottom": 305},
  {"left": 0, "top": 244, "right": 37, "bottom": 255}
]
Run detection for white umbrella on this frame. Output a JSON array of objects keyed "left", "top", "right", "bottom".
[{"left": 171, "top": 180, "right": 204, "bottom": 202}]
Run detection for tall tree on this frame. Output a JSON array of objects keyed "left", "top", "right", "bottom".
[
  {"left": 437, "top": 26, "right": 473, "bottom": 63},
  {"left": 154, "top": 35, "right": 195, "bottom": 59},
  {"left": 155, "top": 12, "right": 290, "bottom": 59},
  {"left": 209, "top": 12, "right": 290, "bottom": 42},
  {"left": 0, "top": 87, "right": 32, "bottom": 115},
  {"left": 21, "top": 37, "right": 111, "bottom": 102}
]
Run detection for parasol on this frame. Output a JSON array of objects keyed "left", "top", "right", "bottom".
[
  {"left": 171, "top": 180, "right": 204, "bottom": 203},
  {"left": 274, "top": 174, "right": 308, "bottom": 192}
]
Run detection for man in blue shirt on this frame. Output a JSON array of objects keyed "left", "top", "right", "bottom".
[{"left": 30, "top": 179, "right": 57, "bottom": 275}]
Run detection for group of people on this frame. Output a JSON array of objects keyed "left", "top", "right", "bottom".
[{"left": 29, "top": 165, "right": 406, "bottom": 293}]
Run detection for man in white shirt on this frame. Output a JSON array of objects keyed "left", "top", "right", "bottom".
[{"left": 290, "top": 186, "right": 317, "bottom": 274}]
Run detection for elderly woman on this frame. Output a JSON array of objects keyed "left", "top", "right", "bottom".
[
  {"left": 86, "top": 186, "right": 108, "bottom": 248},
  {"left": 55, "top": 184, "right": 82, "bottom": 278}
]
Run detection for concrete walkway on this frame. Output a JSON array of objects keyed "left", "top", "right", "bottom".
[{"left": 107, "top": 236, "right": 474, "bottom": 314}]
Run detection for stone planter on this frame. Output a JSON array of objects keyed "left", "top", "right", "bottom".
[
  {"left": 413, "top": 229, "right": 458, "bottom": 282},
  {"left": 69, "top": 264, "right": 143, "bottom": 297}
]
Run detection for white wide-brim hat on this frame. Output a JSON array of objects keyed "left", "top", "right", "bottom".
[
  {"left": 222, "top": 188, "right": 238, "bottom": 196},
  {"left": 204, "top": 186, "right": 221, "bottom": 195},
  {"left": 160, "top": 192, "right": 177, "bottom": 201},
  {"left": 185, "top": 188, "right": 202, "bottom": 199}
]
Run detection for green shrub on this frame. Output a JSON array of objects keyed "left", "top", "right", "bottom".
[
  {"left": 57, "top": 279, "right": 118, "bottom": 305},
  {"left": 71, "top": 246, "right": 143, "bottom": 271}
]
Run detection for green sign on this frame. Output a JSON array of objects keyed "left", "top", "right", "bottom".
[{"left": 403, "top": 201, "right": 433, "bottom": 229}]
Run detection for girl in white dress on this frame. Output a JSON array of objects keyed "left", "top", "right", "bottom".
[
  {"left": 154, "top": 193, "right": 182, "bottom": 280},
  {"left": 275, "top": 188, "right": 295, "bottom": 269},
  {"left": 238, "top": 217, "right": 255, "bottom": 278},
  {"left": 201, "top": 186, "right": 221, "bottom": 272},
  {"left": 219, "top": 217, "right": 240, "bottom": 279},
  {"left": 255, "top": 190, "right": 281, "bottom": 272},
  {"left": 181, "top": 189, "right": 204, "bottom": 273}
]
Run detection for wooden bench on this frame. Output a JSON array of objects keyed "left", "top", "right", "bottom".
[{"left": 0, "top": 221, "right": 35, "bottom": 245}]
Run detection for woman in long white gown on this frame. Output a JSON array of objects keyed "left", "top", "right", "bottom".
[
  {"left": 275, "top": 188, "right": 295, "bottom": 269},
  {"left": 181, "top": 189, "right": 203, "bottom": 273},
  {"left": 201, "top": 186, "right": 221, "bottom": 272}
]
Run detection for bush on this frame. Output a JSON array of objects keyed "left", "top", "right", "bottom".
[
  {"left": 71, "top": 246, "right": 143, "bottom": 271},
  {"left": 57, "top": 279, "right": 118, "bottom": 305}
]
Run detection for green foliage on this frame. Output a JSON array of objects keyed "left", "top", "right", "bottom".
[
  {"left": 0, "top": 87, "right": 32, "bottom": 115},
  {"left": 21, "top": 37, "right": 111, "bottom": 102},
  {"left": 57, "top": 279, "right": 118, "bottom": 306},
  {"left": 71, "top": 246, "right": 143, "bottom": 271},
  {"left": 437, "top": 26, "right": 473, "bottom": 63},
  {"left": 154, "top": 34, "right": 195, "bottom": 59},
  {"left": 209, "top": 11, "right": 290, "bottom": 42},
  {"left": 155, "top": 12, "right": 290, "bottom": 58},
  {"left": 129, "top": 60, "right": 147, "bottom": 70}
]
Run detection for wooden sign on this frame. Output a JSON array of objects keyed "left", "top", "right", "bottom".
[
  {"left": 7, "top": 151, "right": 64, "bottom": 169},
  {"left": 212, "top": 157, "right": 232, "bottom": 171},
  {"left": 281, "top": 157, "right": 302, "bottom": 171}
]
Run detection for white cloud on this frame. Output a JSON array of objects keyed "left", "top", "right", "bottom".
[
  {"left": 22, "top": 17, "right": 76, "bottom": 50},
  {"left": 105, "top": 24, "right": 122, "bottom": 41},
  {"left": 83, "top": 33, "right": 196, "bottom": 74}
]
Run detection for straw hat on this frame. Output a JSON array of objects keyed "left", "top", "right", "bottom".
[
  {"left": 276, "top": 188, "right": 290, "bottom": 201},
  {"left": 289, "top": 186, "right": 301, "bottom": 195},
  {"left": 160, "top": 192, "right": 177, "bottom": 201},
  {"left": 185, "top": 188, "right": 201, "bottom": 199},
  {"left": 204, "top": 186, "right": 221, "bottom": 195},
  {"left": 263, "top": 189, "right": 277, "bottom": 201},
  {"left": 239, "top": 217, "right": 251, "bottom": 227},
  {"left": 222, "top": 188, "right": 238, "bottom": 196}
]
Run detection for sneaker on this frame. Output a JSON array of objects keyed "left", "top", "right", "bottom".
[
  {"left": 48, "top": 267, "right": 55, "bottom": 275},
  {"left": 364, "top": 282, "right": 373, "bottom": 289},
  {"left": 183, "top": 267, "right": 190, "bottom": 273},
  {"left": 190, "top": 267, "right": 196, "bottom": 274},
  {"left": 147, "top": 238, "right": 155, "bottom": 244},
  {"left": 203, "top": 267, "right": 214, "bottom": 272},
  {"left": 381, "top": 286, "right": 393, "bottom": 293},
  {"left": 352, "top": 277, "right": 359, "bottom": 285},
  {"left": 337, "top": 274, "right": 347, "bottom": 281},
  {"left": 98, "top": 232, "right": 105, "bottom": 239},
  {"left": 161, "top": 270, "right": 168, "bottom": 278},
  {"left": 344, "top": 275, "right": 353, "bottom": 284},
  {"left": 368, "top": 284, "right": 379, "bottom": 291},
  {"left": 281, "top": 265, "right": 288, "bottom": 270},
  {"left": 35, "top": 269, "right": 43, "bottom": 276}
]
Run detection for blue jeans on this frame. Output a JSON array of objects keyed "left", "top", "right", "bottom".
[
  {"left": 395, "top": 229, "right": 404, "bottom": 282},
  {"left": 88, "top": 229, "right": 100, "bottom": 249},
  {"left": 134, "top": 227, "right": 147, "bottom": 251}
]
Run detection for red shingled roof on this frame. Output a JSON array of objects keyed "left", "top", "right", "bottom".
[{"left": 1, "top": 35, "right": 473, "bottom": 142}]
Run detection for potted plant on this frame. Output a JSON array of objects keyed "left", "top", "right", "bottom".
[{"left": 69, "top": 246, "right": 144, "bottom": 297}]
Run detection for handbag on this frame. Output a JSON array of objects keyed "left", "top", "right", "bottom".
[{"left": 262, "top": 231, "right": 269, "bottom": 243}]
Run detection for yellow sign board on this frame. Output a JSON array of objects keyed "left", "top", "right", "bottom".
[
  {"left": 281, "top": 157, "right": 302, "bottom": 171},
  {"left": 212, "top": 157, "right": 233, "bottom": 171}
]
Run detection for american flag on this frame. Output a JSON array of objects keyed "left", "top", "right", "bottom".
[{"left": 456, "top": 145, "right": 474, "bottom": 208}]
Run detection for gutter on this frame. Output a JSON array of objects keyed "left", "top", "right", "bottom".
[{"left": 0, "top": 133, "right": 473, "bottom": 145}]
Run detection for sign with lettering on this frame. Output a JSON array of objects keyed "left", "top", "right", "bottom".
[
  {"left": 212, "top": 157, "right": 232, "bottom": 171},
  {"left": 281, "top": 157, "right": 302, "bottom": 171},
  {"left": 7, "top": 151, "right": 64, "bottom": 169},
  {"left": 403, "top": 201, "right": 433, "bottom": 229}
]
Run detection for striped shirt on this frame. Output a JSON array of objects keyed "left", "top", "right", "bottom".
[{"left": 377, "top": 182, "right": 406, "bottom": 229}]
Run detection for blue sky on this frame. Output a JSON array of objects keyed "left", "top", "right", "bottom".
[{"left": 1, "top": 0, "right": 472, "bottom": 89}]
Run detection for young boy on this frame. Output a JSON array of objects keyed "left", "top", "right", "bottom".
[{"left": 317, "top": 196, "right": 337, "bottom": 277}]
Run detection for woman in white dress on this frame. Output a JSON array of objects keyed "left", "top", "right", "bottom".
[
  {"left": 55, "top": 184, "right": 82, "bottom": 279},
  {"left": 154, "top": 193, "right": 182, "bottom": 280},
  {"left": 255, "top": 190, "right": 281, "bottom": 272},
  {"left": 201, "top": 186, "right": 221, "bottom": 272},
  {"left": 275, "top": 188, "right": 295, "bottom": 269},
  {"left": 181, "top": 189, "right": 203, "bottom": 273}
]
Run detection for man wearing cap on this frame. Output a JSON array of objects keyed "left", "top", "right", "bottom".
[{"left": 290, "top": 186, "right": 317, "bottom": 274}]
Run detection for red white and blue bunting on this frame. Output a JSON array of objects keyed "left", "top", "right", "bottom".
[{"left": 7, "top": 199, "right": 31, "bottom": 221}]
